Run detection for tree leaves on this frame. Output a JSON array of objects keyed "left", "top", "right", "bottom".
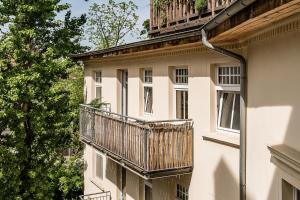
[
  {"left": 0, "top": 1, "right": 86, "bottom": 199},
  {"left": 87, "top": 0, "right": 139, "bottom": 49}
]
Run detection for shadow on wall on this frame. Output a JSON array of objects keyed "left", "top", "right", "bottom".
[
  {"left": 105, "top": 158, "right": 118, "bottom": 186},
  {"left": 214, "top": 158, "right": 239, "bottom": 200},
  {"left": 246, "top": 30, "right": 300, "bottom": 200}
]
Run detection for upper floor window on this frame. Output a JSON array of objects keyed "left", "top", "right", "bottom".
[
  {"left": 95, "top": 71, "right": 102, "bottom": 84},
  {"left": 144, "top": 69, "right": 153, "bottom": 83},
  {"left": 216, "top": 65, "right": 240, "bottom": 133},
  {"left": 175, "top": 68, "right": 188, "bottom": 84},
  {"left": 174, "top": 67, "right": 188, "bottom": 119},
  {"left": 95, "top": 71, "right": 102, "bottom": 100},
  {"left": 282, "top": 179, "right": 300, "bottom": 200},
  {"left": 143, "top": 69, "right": 153, "bottom": 114},
  {"left": 177, "top": 184, "right": 189, "bottom": 200}
]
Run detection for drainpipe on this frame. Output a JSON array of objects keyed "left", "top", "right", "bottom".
[{"left": 201, "top": 29, "right": 247, "bottom": 200}]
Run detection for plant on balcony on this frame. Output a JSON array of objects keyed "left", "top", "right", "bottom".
[
  {"left": 195, "top": 0, "right": 207, "bottom": 10},
  {"left": 154, "top": 0, "right": 207, "bottom": 24},
  {"left": 153, "top": 0, "right": 172, "bottom": 24}
]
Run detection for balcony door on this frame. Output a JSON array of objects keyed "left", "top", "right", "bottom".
[{"left": 120, "top": 69, "right": 128, "bottom": 116}]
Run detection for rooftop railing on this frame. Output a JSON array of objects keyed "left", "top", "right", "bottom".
[{"left": 150, "top": 0, "right": 235, "bottom": 37}]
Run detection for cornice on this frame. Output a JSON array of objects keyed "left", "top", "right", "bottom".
[
  {"left": 241, "top": 14, "right": 300, "bottom": 46},
  {"left": 268, "top": 145, "right": 300, "bottom": 178}
]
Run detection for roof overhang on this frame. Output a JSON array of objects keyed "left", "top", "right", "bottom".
[{"left": 72, "top": 0, "right": 300, "bottom": 61}]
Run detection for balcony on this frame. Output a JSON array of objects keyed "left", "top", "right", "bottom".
[
  {"left": 80, "top": 104, "right": 193, "bottom": 178},
  {"left": 150, "top": 0, "right": 235, "bottom": 37},
  {"left": 79, "top": 191, "right": 111, "bottom": 200}
]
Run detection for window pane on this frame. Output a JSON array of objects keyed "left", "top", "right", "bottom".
[
  {"left": 217, "top": 66, "right": 240, "bottom": 85},
  {"left": 175, "top": 68, "right": 188, "bottom": 84},
  {"left": 176, "top": 184, "right": 189, "bottom": 200},
  {"left": 145, "top": 185, "right": 152, "bottom": 200},
  {"left": 176, "top": 90, "right": 188, "bottom": 119},
  {"left": 144, "top": 69, "right": 152, "bottom": 83},
  {"left": 220, "top": 92, "right": 234, "bottom": 129},
  {"left": 185, "top": 91, "right": 188, "bottom": 119},
  {"left": 144, "top": 87, "right": 153, "bottom": 113},
  {"left": 232, "top": 94, "right": 240, "bottom": 130},
  {"left": 96, "top": 154, "right": 103, "bottom": 179},
  {"left": 95, "top": 71, "right": 101, "bottom": 83},
  {"left": 96, "top": 87, "right": 102, "bottom": 99}
]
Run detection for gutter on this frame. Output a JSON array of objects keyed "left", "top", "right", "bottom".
[{"left": 200, "top": 1, "right": 258, "bottom": 200}]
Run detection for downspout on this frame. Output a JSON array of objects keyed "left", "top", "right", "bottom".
[{"left": 201, "top": 29, "right": 247, "bottom": 200}]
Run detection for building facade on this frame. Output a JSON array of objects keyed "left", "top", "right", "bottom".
[{"left": 76, "top": 1, "right": 300, "bottom": 200}]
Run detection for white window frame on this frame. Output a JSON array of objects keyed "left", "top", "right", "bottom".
[
  {"left": 95, "top": 71, "right": 102, "bottom": 100},
  {"left": 143, "top": 69, "right": 153, "bottom": 115},
  {"left": 281, "top": 179, "right": 300, "bottom": 200},
  {"left": 94, "top": 151, "right": 103, "bottom": 181},
  {"left": 176, "top": 184, "right": 189, "bottom": 200},
  {"left": 293, "top": 187, "right": 300, "bottom": 200},
  {"left": 173, "top": 67, "right": 188, "bottom": 119},
  {"left": 216, "top": 64, "right": 240, "bottom": 134}
]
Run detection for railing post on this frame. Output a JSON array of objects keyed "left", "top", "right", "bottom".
[
  {"left": 91, "top": 108, "right": 95, "bottom": 142},
  {"left": 144, "top": 128, "right": 149, "bottom": 171},
  {"left": 212, "top": 0, "right": 216, "bottom": 16},
  {"left": 122, "top": 117, "right": 125, "bottom": 157}
]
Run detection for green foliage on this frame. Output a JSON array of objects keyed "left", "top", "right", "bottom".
[
  {"left": 87, "top": 0, "right": 139, "bottom": 49},
  {"left": 51, "top": 156, "right": 84, "bottom": 200},
  {"left": 153, "top": 0, "right": 173, "bottom": 9},
  {"left": 0, "top": 0, "right": 86, "bottom": 199},
  {"left": 195, "top": 0, "right": 207, "bottom": 10},
  {"left": 140, "top": 19, "right": 150, "bottom": 39},
  {"left": 88, "top": 98, "right": 103, "bottom": 109}
]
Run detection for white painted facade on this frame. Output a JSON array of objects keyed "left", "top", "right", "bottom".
[{"left": 82, "top": 13, "right": 300, "bottom": 200}]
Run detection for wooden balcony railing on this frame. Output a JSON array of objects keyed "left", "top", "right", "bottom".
[
  {"left": 150, "top": 0, "right": 235, "bottom": 37},
  {"left": 80, "top": 105, "right": 193, "bottom": 175}
]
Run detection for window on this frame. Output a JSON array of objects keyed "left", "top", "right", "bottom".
[
  {"left": 174, "top": 67, "right": 188, "bottom": 119},
  {"left": 175, "top": 68, "right": 188, "bottom": 84},
  {"left": 145, "top": 181, "right": 153, "bottom": 200},
  {"left": 176, "top": 90, "right": 188, "bottom": 119},
  {"left": 216, "top": 65, "right": 240, "bottom": 133},
  {"left": 95, "top": 71, "right": 102, "bottom": 100},
  {"left": 95, "top": 153, "right": 103, "bottom": 180},
  {"left": 95, "top": 71, "right": 102, "bottom": 83},
  {"left": 143, "top": 69, "right": 153, "bottom": 114},
  {"left": 282, "top": 180, "right": 300, "bottom": 200},
  {"left": 144, "top": 69, "right": 152, "bottom": 83},
  {"left": 177, "top": 184, "right": 189, "bottom": 200}
]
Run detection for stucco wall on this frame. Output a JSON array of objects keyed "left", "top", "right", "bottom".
[
  {"left": 246, "top": 16, "right": 300, "bottom": 200},
  {"left": 83, "top": 50, "right": 240, "bottom": 200},
  {"left": 82, "top": 13, "right": 300, "bottom": 200}
]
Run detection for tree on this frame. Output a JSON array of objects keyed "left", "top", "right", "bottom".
[
  {"left": 0, "top": 1, "right": 86, "bottom": 199},
  {"left": 140, "top": 19, "right": 150, "bottom": 39},
  {"left": 87, "top": 0, "right": 139, "bottom": 49}
]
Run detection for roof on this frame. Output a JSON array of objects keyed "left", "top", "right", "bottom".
[{"left": 72, "top": 0, "right": 299, "bottom": 60}]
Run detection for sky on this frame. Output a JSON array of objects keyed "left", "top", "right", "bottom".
[{"left": 61, "top": 0, "right": 150, "bottom": 47}]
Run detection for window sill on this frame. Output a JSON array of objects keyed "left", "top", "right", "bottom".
[
  {"left": 268, "top": 145, "right": 300, "bottom": 176},
  {"left": 203, "top": 132, "right": 240, "bottom": 149}
]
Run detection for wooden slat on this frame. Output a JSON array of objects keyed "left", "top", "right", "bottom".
[{"left": 81, "top": 107, "right": 193, "bottom": 172}]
